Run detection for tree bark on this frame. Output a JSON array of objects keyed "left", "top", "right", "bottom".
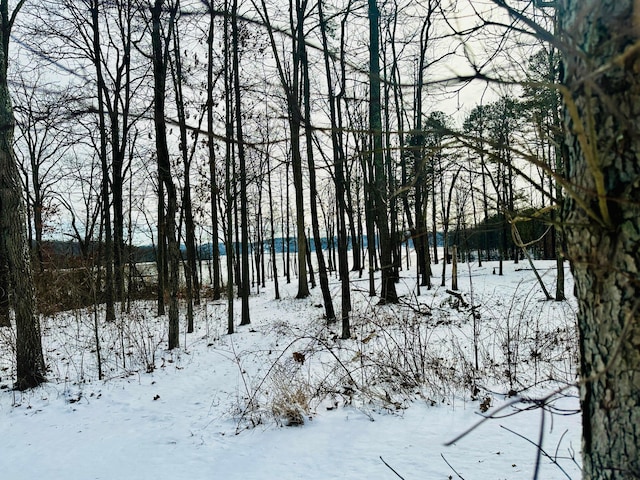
[
  {"left": 0, "top": 0, "right": 46, "bottom": 389},
  {"left": 559, "top": 1, "right": 640, "bottom": 477},
  {"left": 0, "top": 252, "right": 9, "bottom": 326}
]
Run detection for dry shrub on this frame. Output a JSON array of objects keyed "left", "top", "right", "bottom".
[{"left": 267, "top": 363, "right": 312, "bottom": 426}]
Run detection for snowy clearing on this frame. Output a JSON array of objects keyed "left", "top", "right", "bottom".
[{"left": 1, "top": 259, "right": 582, "bottom": 479}]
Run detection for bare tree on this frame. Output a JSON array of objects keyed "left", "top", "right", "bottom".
[
  {"left": 14, "top": 71, "right": 72, "bottom": 272},
  {"left": 150, "top": 0, "right": 181, "bottom": 349},
  {"left": 369, "top": 0, "right": 397, "bottom": 304},
  {"left": 206, "top": 1, "right": 222, "bottom": 301}
]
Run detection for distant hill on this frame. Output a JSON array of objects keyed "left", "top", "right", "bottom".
[{"left": 39, "top": 233, "right": 445, "bottom": 264}]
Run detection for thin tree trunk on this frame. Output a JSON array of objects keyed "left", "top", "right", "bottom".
[
  {"left": 171, "top": 21, "right": 196, "bottom": 333},
  {"left": 223, "top": 0, "right": 234, "bottom": 334},
  {"left": 319, "top": 0, "right": 350, "bottom": 332},
  {"left": 369, "top": 0, "right": 397, "bottom": 304},
  {"left": 301, "top": 36, "right": 335, "bottom": 318},
  {"left": 305, "top": 229, "right": 316, "bottom": 288},
  {"left": 362, "top": 137, "right": 377, "bottom": 297},
  {"left": 231, "top": 0, "right": 250, "bottom": 326},
  {"left": 207, "top": 6, "right": 222, "bottom": 301},
  {"left": 266, "top": 155, "right": 280, "bottom": 300},
  {"left": 157, "top": 180, "right": 166, "bottom": 316},
  {"left": 151, "top": 0, "right": 180, "bottom": 349},
  {"left": 90, "top": 0, "right": 116, "bottom": 323},
  {"left": 451, "top": 245, "right": 458, "bottom": 291}
]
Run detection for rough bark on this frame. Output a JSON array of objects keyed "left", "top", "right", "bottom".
[
  {"left": 0, "top": 0, "right": 46, "bottom": 389},
  {"left": 559, "top": 1, "right": 640, "bottom": 477}
]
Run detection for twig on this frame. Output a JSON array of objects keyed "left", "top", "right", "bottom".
[
  {"left": 444, "top": 396, "right": 523, "bottom": 446},
  {"left": 500, "top": 424, "right": 573, "bottom": 480},
  {"left": 533, "top": 401, "right": 546, "bottom": 480},
  {"left": 441, "top": 453, "right": 466, "bottom": 479},
  {"left": 379, "top": 456, "right": 406, "bottom": 480}
]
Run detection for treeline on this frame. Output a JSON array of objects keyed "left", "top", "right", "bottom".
[{"left": 2, "top": 0, "right": 567, "bottom": 381}]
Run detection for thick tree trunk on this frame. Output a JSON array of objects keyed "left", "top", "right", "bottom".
[
  {"left": 0, "top": 140, "right": 46, "bottom": 388},
  {"left": 0, "top": 0, "right": 46, "bottom": 388},
  {"left": 560, "top": 1, "right": 640, "bottom": 477}
]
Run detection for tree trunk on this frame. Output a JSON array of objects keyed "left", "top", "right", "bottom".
[
  {"left": 90, "top": 0, "right": 116, "bottom": 323},
  {"left": 362, "top": 138, "right": 377, "bottom": 297},
  {"left": 223, "top": 0, "right": 234, "bottom": 334},
  {"left": 368, "top": 0, "right": 398, "bottom": 304},
  {"left": 560, "top": 1, "right": 640, "bottom": 477},
  {"left": 319, "top": 0, "right": 350, "bottom": 332},
  {"left": 231, "top": 0, "right": 251, "bottom": 326},
  {"left": 451, "top": 245, "right": 458, "bottom": 291},
  {"left": 156, "top": 181, "right": 166, "bottom": 316},
  {"left": 207, "top": 5, "right": 222, "bottom": 301},
  {"left": 151, "top": 0, "right": 180, "bottom": 349},
  {"left": 302, "top": 45, "right": 336, "bottom": 318},
  {"left": 0, "top": 0, "right": 46, "bottom": 389},
  {"left": 266, "top": 155, "right": 280, "bottom": 300},
  {"left": 0, "top": 253, "right": 9, "bottom": 326},
  {"left": 171, "top": 21, "right": 196, "bottom": 333}
]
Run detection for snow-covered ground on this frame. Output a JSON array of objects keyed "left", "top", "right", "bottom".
[{"left": 1, "top": 257, "right": 582, "bottom": 479}]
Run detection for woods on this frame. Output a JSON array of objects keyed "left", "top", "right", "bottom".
[{"left": 0, "top": 0, "right": 638, "bottom": 478}]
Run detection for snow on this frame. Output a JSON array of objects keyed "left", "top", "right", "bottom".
[{"left": 0, "top": 258, "right": 582, "bottom": 479}]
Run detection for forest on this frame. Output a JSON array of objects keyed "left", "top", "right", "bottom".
[{"left": 1, "top": 1, "right": 639, "bottom": 479}]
